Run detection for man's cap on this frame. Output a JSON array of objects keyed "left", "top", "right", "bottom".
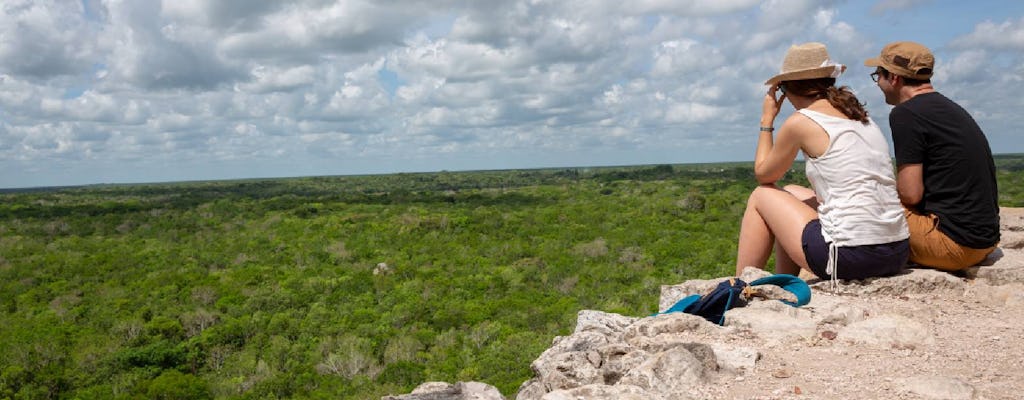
[{"left": 864, "top": 41, "right": 934, "bottom": 80}]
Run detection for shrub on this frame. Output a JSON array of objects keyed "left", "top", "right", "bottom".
[{"left": 145, "top": 370, "right": 211, "bottom": 400}]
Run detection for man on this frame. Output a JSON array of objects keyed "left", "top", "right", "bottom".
[{"left": 865, "top": 41, "right": 1000, "bottom": 272}]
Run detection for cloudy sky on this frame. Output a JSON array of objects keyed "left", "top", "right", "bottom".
[{"left": 1, "top": 0, "right": 1022, "bottom": 188}]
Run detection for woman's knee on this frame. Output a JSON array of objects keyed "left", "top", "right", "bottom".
[
  {"left": 782, "top": 184, "right": 818, "bottom": 207},
  {"left": 782, "top": 184, "right": 812, "bottom": 197},
  {"left": 782, "top": 184, "right": 804, "bottom": 193},
  {"left": 747, "top": 184, "right": 819, "bottom": 227},
  {"left": 747, "top": 184, "right": 783, "bottom": 204}
]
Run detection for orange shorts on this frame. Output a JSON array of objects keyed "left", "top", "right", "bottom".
[{"left": 904, "top": 209, "right": 996, "bottom": 271}]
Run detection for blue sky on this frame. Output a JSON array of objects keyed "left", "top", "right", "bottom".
[{"left": 1, "top": 0, "right": 1022, "bottom": 188}]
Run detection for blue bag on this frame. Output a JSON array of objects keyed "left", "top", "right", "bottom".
[
  {"left": 662, "top": 278, "right": 747, "bottom": 325},
  {"left": 658, "top": 274, "right": 810, "bottom": 325}
]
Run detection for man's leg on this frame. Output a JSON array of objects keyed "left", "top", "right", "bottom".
[{"left": 904, "top": 209, "right": 995, "bottom": 271}]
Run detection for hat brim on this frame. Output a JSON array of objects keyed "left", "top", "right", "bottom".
[
  {"left": 764, "top": 65, "right": 846, "bottom": 85},
  {"left": 864, "top": 57, "right": 933, "bottom": 80}
]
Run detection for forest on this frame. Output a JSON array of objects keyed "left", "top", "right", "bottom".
[{"left": 2, "top": 155, "right": 1023, "bottom": 399}]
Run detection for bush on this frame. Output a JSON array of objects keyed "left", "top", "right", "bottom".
[
  {"left": 113, "top": 340, "right": 186, "bottom": 369},
  {"left": 145, "top": 370, "right": 211, "bottom": 400},
  {"left": 376, "top": 361, "right": 425, "bottom": 387}
]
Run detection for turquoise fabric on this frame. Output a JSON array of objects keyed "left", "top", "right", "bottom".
[
  {"left": 749, "top": 274, "right": 811, "bottom": 307},
  {"left": 662, "top": 294, "right": 700, "bottom": 314}
]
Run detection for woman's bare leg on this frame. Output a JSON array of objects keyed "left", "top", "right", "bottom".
[
  {"left": 735, "top": 184, "right": 819, "bottom": 276},
  {"left": 773, "top": 241, "right": 800, "bottom": 275},
  {"left": 774, "top": 185, "right": 817, "bottom": 275},
  {"left": 784, "top": 184, "right": 820, "bottom": 209}
]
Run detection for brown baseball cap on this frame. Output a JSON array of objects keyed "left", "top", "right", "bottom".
[{"left": 864, "top": 41, "right": 934, "bottom": 80}]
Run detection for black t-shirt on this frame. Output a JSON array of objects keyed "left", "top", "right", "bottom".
[{"left": 890, "top": 92, "right": 1000, "bottom": 248}]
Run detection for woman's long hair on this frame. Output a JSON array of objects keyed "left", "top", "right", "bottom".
[{"left": 783, "top": 78, "right": 869, "bottom": 123}]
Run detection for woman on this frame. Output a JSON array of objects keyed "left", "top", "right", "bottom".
[{"left": 735, "top": 42, "right": 909, "bottom": 282}]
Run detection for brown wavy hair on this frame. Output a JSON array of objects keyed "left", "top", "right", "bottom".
[{"left": 782, "top": 78, "right": 869, "bottom": 123}]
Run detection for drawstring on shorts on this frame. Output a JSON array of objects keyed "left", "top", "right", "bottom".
[{"left": 825, "top": 242, "right": 839, "bottom": 291}]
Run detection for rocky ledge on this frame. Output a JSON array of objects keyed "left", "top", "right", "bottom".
[{"left": 386, "top": 208, "right": 1024, "bottom": 400}]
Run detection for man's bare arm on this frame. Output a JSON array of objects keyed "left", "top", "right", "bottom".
[{"left": 897, "top": 163, "right": 924, "bottom": 206}]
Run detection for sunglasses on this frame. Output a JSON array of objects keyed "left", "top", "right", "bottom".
[
  {"left": 870, "top": 68, "right": 887, "bottom": 83},
  {"left": 778, "top": 84, "right": 786, "bottom": 94}
]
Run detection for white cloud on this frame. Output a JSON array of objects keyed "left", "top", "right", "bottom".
[
  {"left": 665, "top": 101, "right": 725, "bottom": 123},
  {"left": 0, "top": 1, "right": 1022, "bottom": 187},
  {"left": 935, "top": 38, "right": 1024, "bottom": 140},
  {"left": 651, "top": 39, "right": 727, "bottom": 77},
  {"left": 102, "top": 1, "right": 243, "bottom": 90},
  {"left": 147, "top": 112, "right": 196, "bottom": 133},
  {"left": 632, "top": 0, "right": 761, "bottom": 16},
  {"left": 43, "top": 91, "right": 123, "bottom": 122},
  {"left": 237, "top": 65, "right": 316, "bottom": 93},
  {"left": 940, "top": 50, "right": 989, "bottom": 82},
  {"left": 217, "top": 0, "right": 423, "bottom": 59},
  {"left": 160, "top": 0, "right": 280, "bottom": 29},
  {"left": 0, "top": 0, "right": 97, "bottom": 79},
  {"left": 759, "top": 0, "right": 826, "bottom": 26},
  {"left": 950, "top": 17, "right": 1024, "bottom": 51},
  {"left": 870, "top": 0, "right": 932, "bottom": 15}
]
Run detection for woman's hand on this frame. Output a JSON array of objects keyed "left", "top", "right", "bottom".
[
  {"left": 754, "top": 84, "right": 798, "bottom": 184},
  {"left": 761, "top": 84, "right": 786, "bottom": 127}
]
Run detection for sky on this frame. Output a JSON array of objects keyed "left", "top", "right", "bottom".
[{"left": 1, "top": 0, "right": 1023, "bottom": 188}]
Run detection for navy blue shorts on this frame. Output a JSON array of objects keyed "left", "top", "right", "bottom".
[{"left": 801, "top": 219, "right": 909, "bottom": 280}]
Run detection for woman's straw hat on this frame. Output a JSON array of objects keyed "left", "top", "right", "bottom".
[{"left": 765, "top": 42, "right": 846, "bottom": 85}]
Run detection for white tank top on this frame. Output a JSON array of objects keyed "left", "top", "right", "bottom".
[{"left": 800, "top": 109, "right": 909, "bottom": 247}]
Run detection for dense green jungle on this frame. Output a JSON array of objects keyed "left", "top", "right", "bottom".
[{"left": 2, "top": 155, "right": 1023, "bottom": 399}]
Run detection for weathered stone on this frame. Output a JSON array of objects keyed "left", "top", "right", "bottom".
[
  {"left": 724, "top": 300, "right": 816, "bottom": 340},
  {"left": 737, "top": 266, "right": 774, "bottom": 282},
  {"left": 410, "top": 381, "right": 454, "bottom": 396},
  {"left": 622, "top": 313, "right": 721, "bottom": 344},
  {"left": 573, "top": 309, "right": 637, "bottom": 336},
  {"left": 529, "top": 351, "right": 603, "bottom": 391},
  {"left": 595, "top": 344, "right": 647, "bottom": 385},
  {"left": 998, "top": 284, "right": 1024, "bottom": 307},
  {"left": 818, "top": 303, "right": 871, "bottom": 326},
  {"left": 458, "top": 382, "right": 506, "bottom": 400},
  {"left": 839, "top": 314, "right": 935, "bottom": 349},
  {"left": 970, "top": 263, "right": 1024, "bottom": 284},
  {"left": 744, "top": 285, "right": 798, "bottom": 304},
  {"left": 538, "top": 331, "right": 610, "bottom": 358},
  {"left": 709, "top": 343, "right": 760, "bottom": 372},
  {"left": 812, "top": 268, "right": 966, "bottom": 295},
  {"left": 900, "top": 376, "right": 976, "bottom": 400},
  {"left": 514, "top": 379, "right": 545, "bottom": 400},
  {"left": 617, "top": 346, "right": 707, "bottom": 395},
  {"left": 383, "top": 381, "right": 505, "bottom": 400},
  {"left": 678, "top": 342, "right": 718, "bottom": 372},
  {"left": 540, "top": 384, "right": 663, "bottom": 400}
]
